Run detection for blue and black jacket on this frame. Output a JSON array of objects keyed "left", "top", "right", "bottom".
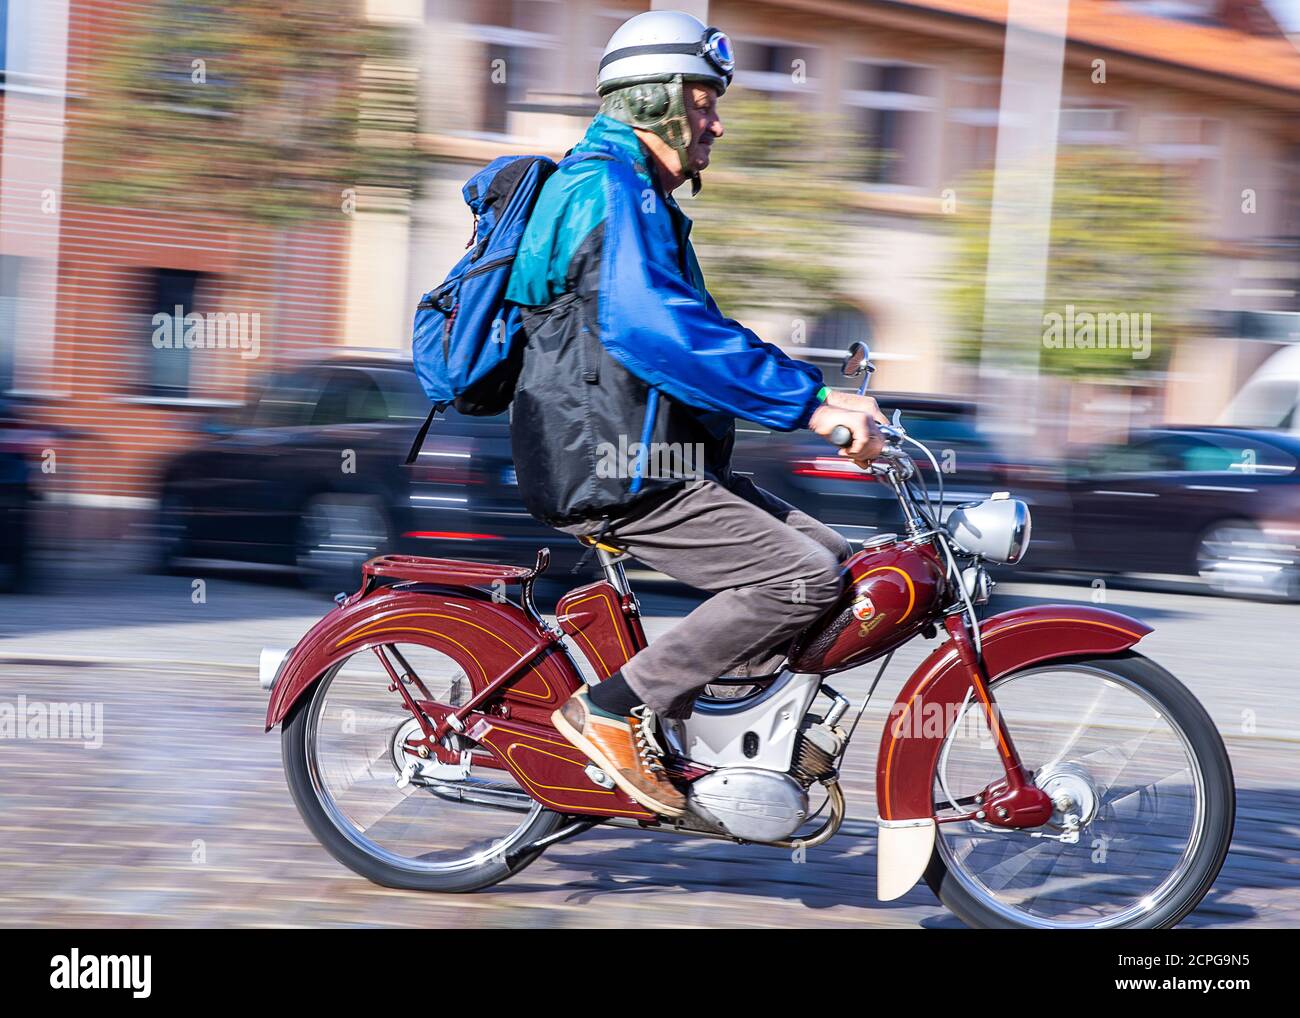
[{"left": 504, "top": 114, "right": 825, "bottom": 526}]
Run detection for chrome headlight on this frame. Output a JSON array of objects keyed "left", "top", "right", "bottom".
[{"left": 944, "top": 493, "right": 1032, "bottom": 565}]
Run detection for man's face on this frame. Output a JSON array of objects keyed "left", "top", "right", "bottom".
[{"left": 684, "top": 84, "right": 724, "bottom": 174}]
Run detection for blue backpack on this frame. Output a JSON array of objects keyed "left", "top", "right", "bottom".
[
  {"left": 411, "top": 155, "right": 556, "bottom": 419},
  {"left": 407, "top": 152, "right": 608, "bottom": 461}
]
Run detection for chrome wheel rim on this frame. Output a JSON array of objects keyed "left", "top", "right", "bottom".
[
  {"left": 934, "top": 664, "right": 1206, "bottom": 928},
  {"left": 303, "top": 644, "right": 543, "bottom": 874}
]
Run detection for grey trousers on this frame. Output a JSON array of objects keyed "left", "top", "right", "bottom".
[{"left": 559, "top": 474, "right": 852, "bottom": 719}]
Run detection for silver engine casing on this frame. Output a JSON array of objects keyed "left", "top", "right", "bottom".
[{"left": 687, "top": 766, "right": 809, "bottom": 842}]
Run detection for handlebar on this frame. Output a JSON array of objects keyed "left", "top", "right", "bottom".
[{"left": 828, "top": 422, "right": 905, "bottom": 451}]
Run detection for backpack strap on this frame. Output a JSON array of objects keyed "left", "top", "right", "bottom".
[{"left": 404, "top": 403, "right": 448, "bottom": 465}]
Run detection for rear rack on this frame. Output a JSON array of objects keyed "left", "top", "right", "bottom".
[
  {"left": 339, "top": 549, "right": 552, "bottom": 625},
  {"left": 362, "top": 554, "right": 536, "bottom": 587}
]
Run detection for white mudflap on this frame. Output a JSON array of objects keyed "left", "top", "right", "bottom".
[{"left": 876, "top": 816, "right": 936, "bottom": 901}]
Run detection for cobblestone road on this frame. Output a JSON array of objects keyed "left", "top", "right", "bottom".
[{"left": 0, "top": 565, "right": 1295, "bottom": 927}]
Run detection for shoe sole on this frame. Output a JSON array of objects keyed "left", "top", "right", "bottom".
[{"left": 551, "top": 708, "right": 687, "bottom": 818}]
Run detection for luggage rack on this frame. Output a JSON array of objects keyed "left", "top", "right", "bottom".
[{"left": 339, "top": 548, "right": 551, "bottom": 623}]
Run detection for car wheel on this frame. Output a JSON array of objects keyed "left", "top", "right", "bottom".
[
  {"left": 295, "top": 493, "right": 391, "bottom": 595},
  {"left": 1195, "top": 518, "right": 1300, "bottom": 602},
  {"left": 153, "top": 490, "right": 193, "bottom": 573}
]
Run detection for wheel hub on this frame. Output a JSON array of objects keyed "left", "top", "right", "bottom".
[
  {"left": 1035, "top": 763, "right": 1099, "bottom": 832},
  {"left": 391, "top": 717, "right": 472, "bottom": 786}
]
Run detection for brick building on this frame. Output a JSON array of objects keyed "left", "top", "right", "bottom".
[{"left": 1, "top": 0, "right": 351, "bottom": 514}]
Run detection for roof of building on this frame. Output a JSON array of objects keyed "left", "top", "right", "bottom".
[{"left": 880, "top": 0, "right": 1300, "bottom": 93}]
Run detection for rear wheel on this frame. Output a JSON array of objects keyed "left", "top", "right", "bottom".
[
  {"left": 925, "top": 652, "right": 1234, "bottom": 928},
  {"left": 281, "top": 641, "right": 564, "bottom": 892}
]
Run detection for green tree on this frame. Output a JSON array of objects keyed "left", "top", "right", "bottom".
[
  {"left": 686, "top": 91, "right": 863, "bottom": 328},
  {"left": 67, "top": 0, "right": 420, "bottom": 223},
  {"left": 946, "top": 149, "right": 1203, "bottom": 378}
]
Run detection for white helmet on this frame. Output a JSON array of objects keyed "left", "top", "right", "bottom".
[
  {"left": 597, "top": 10, "right": 734, "bottom": 97},
  {"left": 596, "top": 11, "right": 734, "bottom": 193}
]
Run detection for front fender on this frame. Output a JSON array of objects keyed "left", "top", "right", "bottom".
[
  {"left": 264, "top": 587, "right": 583, "bottom": 732},
  {"left": 874, "top": 604, "right": 1151, "bottom": 900}
]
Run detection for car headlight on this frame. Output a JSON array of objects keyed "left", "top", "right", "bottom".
[{"left": 944, "top": 493, "right": 1032, "bottom": 564}]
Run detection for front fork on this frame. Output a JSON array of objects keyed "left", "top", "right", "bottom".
[{"left": 939, "top": 614, "right": 1054, "bottom": 830}]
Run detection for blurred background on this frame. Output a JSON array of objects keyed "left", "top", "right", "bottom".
[
  {"left": 1, "top": 0, "right": 1298, "bottom": 598},
  {"left": 0, "top": 0, "right": 1299, "bottom": 928}
]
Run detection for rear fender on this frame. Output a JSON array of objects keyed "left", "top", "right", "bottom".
[
  {"left": 264, "top": 587, "right": 583, "bottom": 732},
  {"left": 264, "top": 587, "right": 652, "bottom": 817},
  {"left": 874, "top": 604, "right": 1152, "bottom": 900}
]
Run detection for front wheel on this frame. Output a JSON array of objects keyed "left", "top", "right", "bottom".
[{"left": 925, "top": 652, "right": 1234, "bottom": 928}]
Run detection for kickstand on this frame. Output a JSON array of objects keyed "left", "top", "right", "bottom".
[{"left": 504, "top": 816, "right": 603, "bottom": 865}]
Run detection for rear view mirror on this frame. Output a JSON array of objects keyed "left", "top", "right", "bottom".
[{"left": 841, "top": 342, "right": 875, "bottom": 381}]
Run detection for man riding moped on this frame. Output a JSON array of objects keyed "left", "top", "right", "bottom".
[{"left": 505, "top": 10, "right": 887, "bottom": 818}]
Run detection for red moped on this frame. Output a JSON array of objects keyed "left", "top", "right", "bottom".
[{"left": 262, "top": 345, "right": 1233, "bottom": 928}]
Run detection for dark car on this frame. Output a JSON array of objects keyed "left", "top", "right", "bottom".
[
  {"left": 1033, "top": 426, "right": 1300, "bottom": 600},
  {"left": 733, "top": 393, "right": 1043, "bottom": 548},
  {"left": 0, "top": 399, "right": 36, "bottom": 591},
  {"left": 156, "top": 354, "right": 584, "bottom": 591}
]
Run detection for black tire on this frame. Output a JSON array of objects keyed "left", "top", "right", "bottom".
[
  {"left": 152, "top": 490, "right": 192, "bottom": 574},
  {"left": 1195, "top": 517, "right": 1300, "bottom": 604},
  {"left": 924, "top": 651, "right": 1234, "bottom": 929},
  {"left": 280, "top": 678, "right": 566, "bottom": 893},
  {"left": 294, "top": 493, "right": 392, "bottom": 596}
]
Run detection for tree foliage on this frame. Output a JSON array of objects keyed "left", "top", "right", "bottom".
[
  {"left": 946, "top": 149, "right": 1203, "bottom": 378},
  {"left": 685, "top": 91, "right": 862, "bottom": 324},
  {"left": 67, "top": 0, "right": 421, "bottom": 223}
]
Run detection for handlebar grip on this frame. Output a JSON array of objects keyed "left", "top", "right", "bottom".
[{"left": 829, "top": 425, "right": 853, "bottom": 448}]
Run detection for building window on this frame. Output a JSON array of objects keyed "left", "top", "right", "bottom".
[
  {"left": 843, "top": 60, "right": 938, "bottom": 187},
  {"left": 809, "top": 304, "right": 873, "bottom": 353},
  {"left": 1060, "top": 99, "right": 1130, "bottom": 145},
  {"left": 0, "top": 256, "right": 20, "bottom": 393},
  {"left": 733, "top": 39, "right": 821, "bottom": 104},
  {"left": 145, "top": 268, "right": 202, "bottom": 398},
  {"left": 466, "top": 0, "right": 560, "bottom": 138}
]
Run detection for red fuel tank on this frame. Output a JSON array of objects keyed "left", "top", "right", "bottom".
[{"left": 790, "top": 536, "right": 947, "bottom": 675}]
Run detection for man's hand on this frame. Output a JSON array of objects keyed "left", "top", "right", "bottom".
[
  {"left": 823, "top": 388, "right": 889, "bottom": 425},
  {"left": 809, "top": 405, "right": 886, "bottom": 465}
]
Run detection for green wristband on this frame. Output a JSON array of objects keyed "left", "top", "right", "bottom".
[{"left": 816, "top": 386, "right": 830, "bottom": 403}]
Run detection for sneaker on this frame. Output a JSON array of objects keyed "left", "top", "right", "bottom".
[{"left": 551, "top": 688, "right": 687, "bottom": 818}]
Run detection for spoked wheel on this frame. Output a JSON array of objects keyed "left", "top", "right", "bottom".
[
  {"left": 281, "top": 641, "right": 565, "bottom": 892},
  {"left": 925, "top": 652, "right": 1234, "bottom": 928}
]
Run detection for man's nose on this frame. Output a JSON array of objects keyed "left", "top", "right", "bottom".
[{"left": 709, "top": 118, "right": 724, "bottom": 139}]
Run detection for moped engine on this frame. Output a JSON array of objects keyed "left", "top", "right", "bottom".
[
  {"left": 790, "top": 721, "right": 845, "bottom": 787},
  {"left": 687, "top": 768, "right": 809, "bottom": 843}
]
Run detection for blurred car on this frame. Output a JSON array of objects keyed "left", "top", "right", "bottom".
[
  {"left": 1219, "top": 343, "right": 1300, "bottom": 437},
  {"left": 155, "top": 353, "right": 586, "bottom": 592},
  {"left": 0, "top": 399, "right": 36, "bottom": 591},
  {"left": 733, "top": 393, "right": 1038, "bottom": 547},
  {"left": 1035, "top": 426, "right": 1300, "bottom": 600}
]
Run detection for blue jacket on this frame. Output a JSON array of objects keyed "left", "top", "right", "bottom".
[{"left": 504, "top": 114, "right": 825, "bottom": 525}]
